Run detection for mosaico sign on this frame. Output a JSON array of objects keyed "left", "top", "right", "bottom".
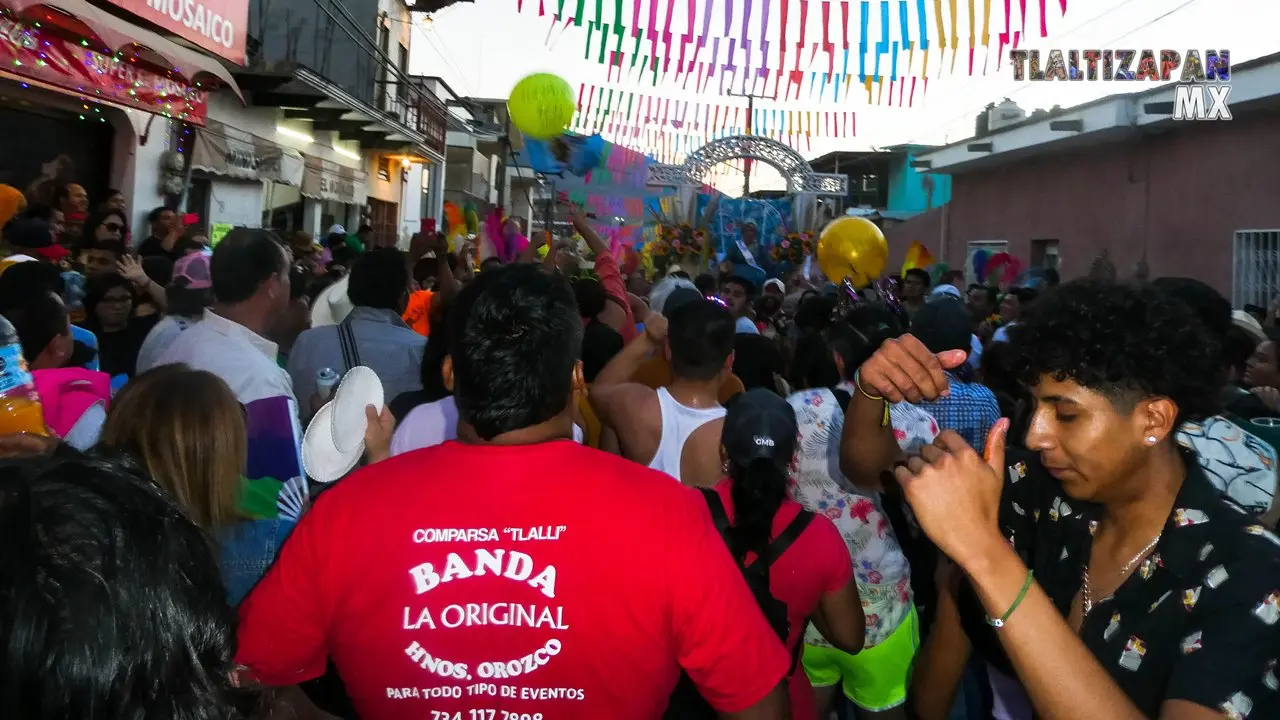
[{"left": 106, "top": 0, "right": 248, "bottom": 65}]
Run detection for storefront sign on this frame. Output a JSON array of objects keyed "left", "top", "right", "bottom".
[
  {"left": 301, "top": 158, "right": 366, "bottom": 205},
  {"left": 0, "top": 18, "right": 209, "bottom": 125},
  {"left": 192, "top": 119, "right": 304, "bottom": 184},
  {"left": 105, "top": 0, "right": 249, "bottom": 65}
]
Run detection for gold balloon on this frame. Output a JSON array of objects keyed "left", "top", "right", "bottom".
[{"left": 816, "top": 216, "right": 888, "bottom": 288}]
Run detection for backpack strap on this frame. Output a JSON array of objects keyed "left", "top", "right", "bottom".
[
  {"left": 338, "top": 317, "right": 361, "bottom": 372},
  {"left": 756, "top": 511, "right": 814, "bottom": 570},
  {"left": 698, "top": 487, "right": 732, "bottom": 538},
  {"left": 829, "top": 387, "right": 852, "bottom": 413}
]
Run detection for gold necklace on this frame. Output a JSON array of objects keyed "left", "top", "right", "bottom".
[{"left": 1081, "top": 533, "right": 1161, "bottom": 617}]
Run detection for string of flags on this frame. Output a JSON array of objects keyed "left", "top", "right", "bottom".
[
  {"left": 527, "top": 0, "right": 1070, "bottom": 104},
  {"left": 573, "top": 83, "right": 855, "bottom": 158}
]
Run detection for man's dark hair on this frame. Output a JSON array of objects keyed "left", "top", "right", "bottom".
[
  {"left": 790, "top": 305, "right": 902, "bottom": 389},
  {"left": 80, "top": 237, "right": 126, "bottom": 258},
  {"left": 0, "top": 261, "right": 64, "bottom": 309},
  {"left": 209, "top": 228, "right": 288, "bottom": 305},
  {"left": 412, "top": 254, "right": 457, "bottom": 286},
  {"left": 968, "top": 284, "right": 998, "bottom": 309},
  {"left": 147, "top": 206, "right": 172, "bottom": 226},
  {"left": 173, "top": 229, "right": 208, "bottom": 256},
  {"left": 667, "top": 298, "right": 735, "bottom": 381},
  {"left": 356, "top": 224, "right": 373, "bottom": 235},
  {"left": 448, "top": 264, "right": 583, "bottom": 440},
  {"left": 5, "top": 290, "right": 66, "bottom": 361},
  {"left": 2, "top": 216, "right": 53, "bottom": 250},
  {"left": 0, "top": 453, "right": 256, "bottom": 718},
  {"left": 732, "top": 334, "right": 784, "bottom": 392},
  {"left": 479, "top": 257, "right": 503, "bottom": 272},
  {"left": 21, "top": 204, "right": 58, "bottom": 223},
  {"left": 693, "top": 273, "right": 716, "bottom": 295},
  {"left": 571, "top": 276, "right": 607, "bottom": 319},
  {"left": 904, "top": 268, "right": 931, "bottom": 287},
  {"left": 1042, "top": 268, "right": 1060, "bottom": 286},
  {"left": 913, "top": 297, "right": 973, "bottom": 355},
  {"left": 1007, "top": 286, "right": 1039, "bottom": 306},
  {"left": 1223, "top": 325, "right": 1258, "bottom": 381},
  {"left": 418, "top": 295, "right": 453, "bottom": 402},
  {"left": 581, "top": 319, "right": 623, "bottom": 383},
  {"left": 723, "top": 275, "right": 756, "bottom": 297},
  {"left": 1151, "top": 277, "right": 1232, "bottom": 343},
  {"left": 347, "top": 248, "right": 410, "bottom": 312},
  {"left": 1011, "top": 279, "right": 1222, "bottom": 425}
]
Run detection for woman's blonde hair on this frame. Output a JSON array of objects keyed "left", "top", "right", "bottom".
[{"left": 100, "top": 365, "right": 246, "bottom": 531}]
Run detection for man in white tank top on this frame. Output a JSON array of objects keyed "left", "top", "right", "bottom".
[{"left": 590, "top": 290, "right": 737, "bottom": 487}]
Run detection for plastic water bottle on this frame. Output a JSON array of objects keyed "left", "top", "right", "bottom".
[
  {"left": 0, "top": 313, "right": 46, "bottom": 435},
  {"left": 315, "top": 367, "right": 340, "bottom": 401}
]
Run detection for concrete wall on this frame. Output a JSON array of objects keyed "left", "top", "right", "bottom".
[{"left": 934, "top": 109, "right": 1280, "bottom": 295}]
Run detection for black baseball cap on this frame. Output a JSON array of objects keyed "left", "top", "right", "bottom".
[
  {"left": 912, "top": 296, "right": 972, "bottom": 354},
  {"left": 722, "top": 388, "right": 798, "bottom": 472},
  {"left": 662, "top": 286, "right": 704, "bottom": 315}
]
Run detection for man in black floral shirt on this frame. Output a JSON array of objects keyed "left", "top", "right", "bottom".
[{"left": 849, "top": 279, "right": 1280, "bottom": 719}]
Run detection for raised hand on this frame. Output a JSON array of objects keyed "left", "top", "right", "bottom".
[
  {"left": 857, "top": 334, "right": 968, "bottom": 404},
  {"left": 895, "top": 419, "right": 1010, "bottom": 571}
]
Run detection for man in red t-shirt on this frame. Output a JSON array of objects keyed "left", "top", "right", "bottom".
[{"left": 237, "top": 263, "right": 791, "bottom": 719}]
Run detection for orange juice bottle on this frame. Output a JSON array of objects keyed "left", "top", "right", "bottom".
[{"left": 0, "top": 313, "right": 46, "bottom": 436}]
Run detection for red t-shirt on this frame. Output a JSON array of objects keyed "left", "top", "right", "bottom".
[
  {"left": 711, "top": 479, "right": 853, "bottom": 720},
  {"left": 237, "top": 440, "right": 791, "bottom": 719}
]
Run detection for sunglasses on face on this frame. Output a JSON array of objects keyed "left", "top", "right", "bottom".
[{"left": 102, "top": 223, "right": 124, "bottom": 232}]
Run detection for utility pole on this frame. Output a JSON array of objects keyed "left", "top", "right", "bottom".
[{"left": 726, "top": 90, "right": 773, "bottom": 198}]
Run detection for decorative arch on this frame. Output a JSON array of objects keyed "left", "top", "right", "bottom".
[{"left": 646, "top": 135, "right": 847, "bottom": 196}]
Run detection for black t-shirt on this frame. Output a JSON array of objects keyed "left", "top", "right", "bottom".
[
  {"left": 136, "top": 235, "right": 184, "bottom": 263},
  {"left": 956, "top": 447, "right": 1280, "bottom": 718},
  {"left": 89, "top": 315, "right": 160, "bottom": 377}
]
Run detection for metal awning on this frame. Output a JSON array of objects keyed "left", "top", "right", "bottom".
[{"left": 0, "top": 0, "right": 244, "bottom": 101}]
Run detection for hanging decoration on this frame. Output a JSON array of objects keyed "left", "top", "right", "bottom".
[
  {"left": 572, "top": 82, "right": 854, "bottom": 160},
  {"left": 528, "top": 0, "right": 1071, "bottom": 105},
  {"left": 0, "top": 16, "right": 208, "bottom": 124}
]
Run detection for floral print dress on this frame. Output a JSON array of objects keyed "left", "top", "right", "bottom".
[{"left": 786, "top": 383, "right": 940, "bottom": 648}]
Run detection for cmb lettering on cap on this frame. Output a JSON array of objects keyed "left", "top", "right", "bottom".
[{"left": 753, "top": 436, "right": 774, "bottom": 447}]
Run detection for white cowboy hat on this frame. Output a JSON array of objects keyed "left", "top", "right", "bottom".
[
  {"left": 1232, "top": 309, "right": 1267, "bottom": 344},
  {"left": 310, "top": 275, "right": 353, "bottom": 327},
  {"left": 301, "top": 366, "right": 385, "bottom": 483}
]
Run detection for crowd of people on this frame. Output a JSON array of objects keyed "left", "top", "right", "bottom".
[{"left": 0, "top": 184, "right": 1278, "bottom": 720}]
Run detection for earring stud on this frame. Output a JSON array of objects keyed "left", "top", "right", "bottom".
[{"left": 1146, "top": 435, "right": 1158, "bottom": 445}]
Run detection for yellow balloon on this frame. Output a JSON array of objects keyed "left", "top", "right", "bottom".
[
  {"left": 816, "top": 216, "right": 888, "bottom": 288},
  {"left": 507, "top": 73, "right": 575, "bottom": 140}
]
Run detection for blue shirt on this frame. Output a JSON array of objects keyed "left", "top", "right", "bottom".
[
  {"left": 70, "top": 325, "right": 99, "bottom": 371},
  {"left": 914, "top": 373, "right": 1001, "bottom": 451}
]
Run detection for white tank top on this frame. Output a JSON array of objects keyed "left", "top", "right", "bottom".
[{"left": 647, "top": 387, "right": 726, "bottom": 483}]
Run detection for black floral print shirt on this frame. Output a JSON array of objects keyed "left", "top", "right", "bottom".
[{"left": 990, "top": 447, "right": 1280, "bottom": 718}]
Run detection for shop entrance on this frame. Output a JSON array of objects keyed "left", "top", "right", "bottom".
[
  {"left": 0, "top": 100, "right": 114, "bottom": 205},
  {"left": 367, "top": 198, "right": 399, "bottom": 248}
]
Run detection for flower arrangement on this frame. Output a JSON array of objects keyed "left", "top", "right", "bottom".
[
  {"left": 652, "top": 223, "right": 707, "bottom": 258},
  {"left": 770, "top": 231, "right": 816, "bottom": 265}
]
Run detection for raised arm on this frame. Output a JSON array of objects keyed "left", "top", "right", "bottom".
[
  {"left": 895, "top": 427, "right": 1148, "bottom": 720},
  {"left": 589, "top": 315, "right": 666, "bottom": 438},
  {"left": 839, "top": 335, "right": 966, "bottom": 491}
]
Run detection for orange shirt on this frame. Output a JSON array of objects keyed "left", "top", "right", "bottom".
[
  {"left": 402, "top": 290, "right": 432, "bottom": 336},
  {"left": 631, "top": 354, "right": 744, "bottom": 404}
]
